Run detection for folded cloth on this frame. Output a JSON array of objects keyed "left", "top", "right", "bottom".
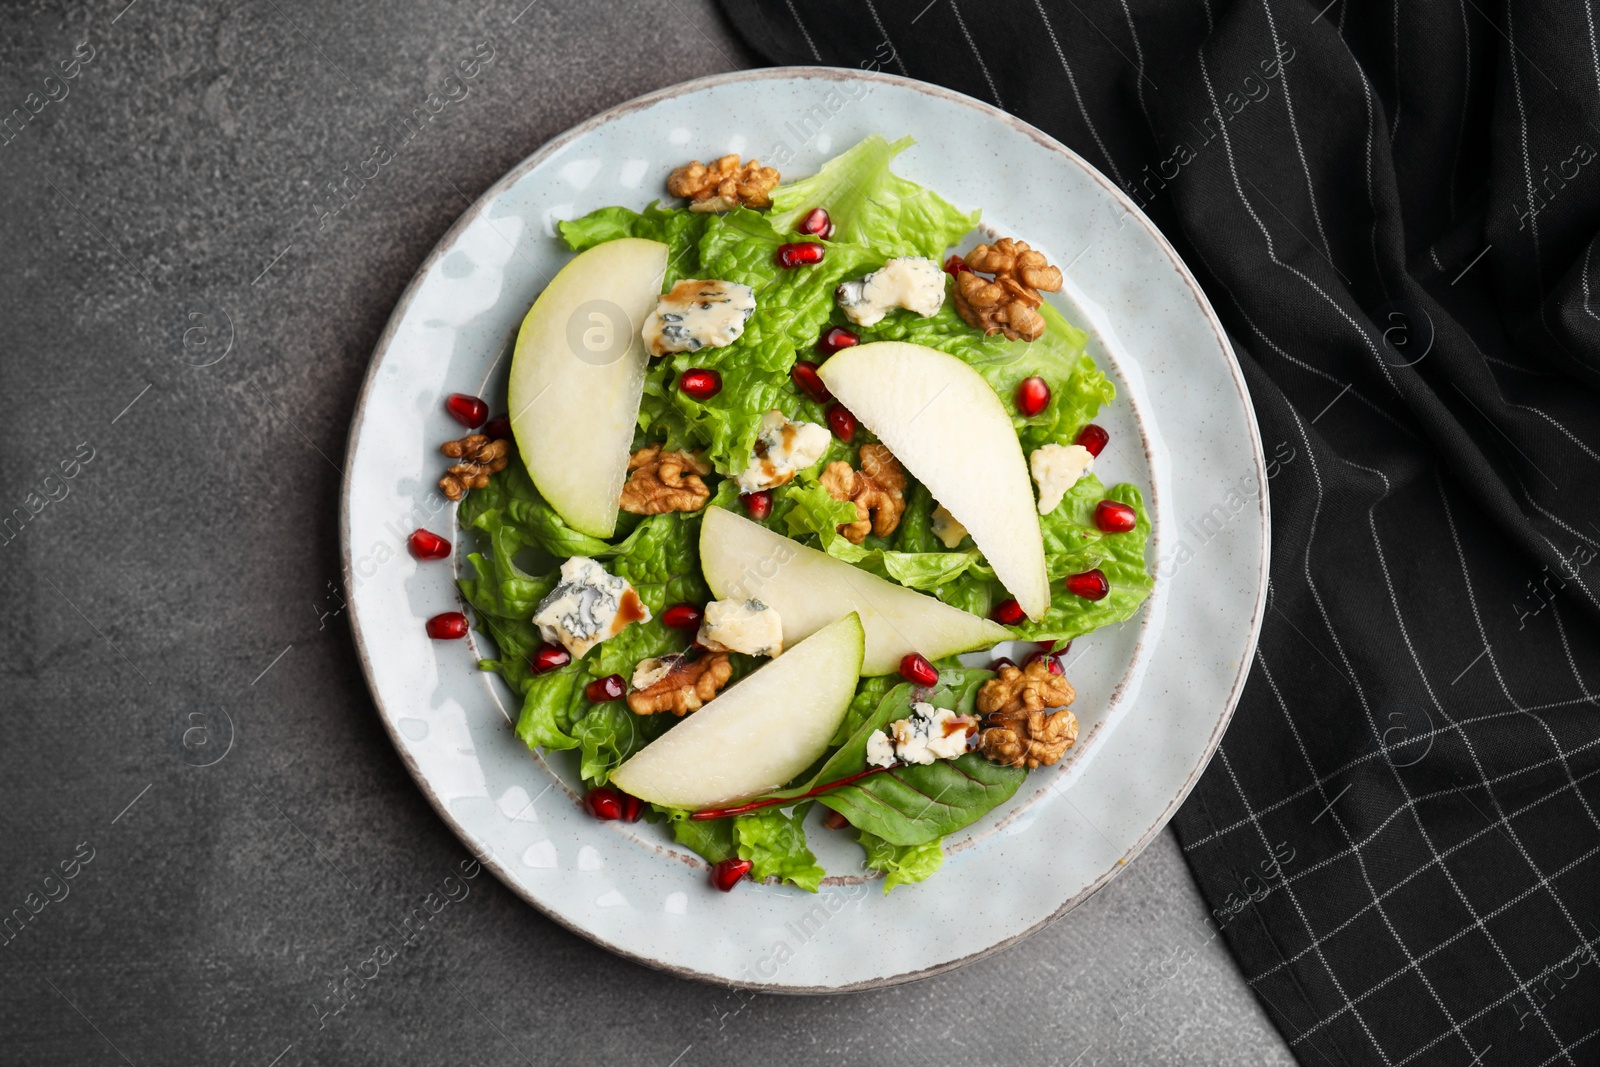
[{"left": 718, "top": 2, "right": 1600, "bottom": 1063}]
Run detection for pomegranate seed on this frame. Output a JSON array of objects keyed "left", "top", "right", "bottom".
[
  {"left": 1066, "top": 568, "right": 1110, "bottom": 601},
  {"left": 408, "top": 529, "right": 451, "bottom": 560},
  {"left": 426, "top": 612, "right": 468, "bottom": 640},
  {"left": 774, "top": 242, "right": 826, "bottom": 269},
  {"left": 741, "top": 490, "right": 773, "bottom": 521},
  {"left": 1016, "top": 376, "right": 1051, "bottom": 417},
  {"left": 1025, "top": 650, "right": 1065, "bottom": 674},
  {"left": 944, "top": 255, "right": 970, "bottom": 276},
  {"left": 826, "top": 404, "right": 857, "bottom": 442},
  {"left": 710, "top": 857, "right": 753, "bottom": 892},
  {"left": 992, "top": 598, "right": 1026, "bottom": 626},
  {"left": 796, "top": 207, "right": 834, "bottom": 239},
  {"left": 619, "top": 792, "right": 644, "bottom": 822},
  {"left": 530, "top": 643, "right": 570, "bottom": 674},
  {"left": 585, "top": 674, "right": 626, "bottom": 702},
  {"left": 990, "top": 656, "right": 1017, "bottom": 672},
  {"left": 661, "top": 603, "right": 703, "bottom": 630},
  {"left": 483, "top": 414, "right": 513, "bottom": 441},
  {"left": 585, "top": 787, "right": 623, "bottom": 820},
  {"left": 1094, "top": 500, "right": 1138, "bottom": 533},
  {"left": 899, "top": 652, "right": 939, "bottom": 686},
  {"left": 678, "top": 369, "right": 722, "bottom": 401},
  {"left": 816, "top": 326, "right": 860, "bottom": 357},
  {"left": 791, "top": 360, "right": 831, "bottom": 402},
  {"left": 445, "top": 393, "right": 488, "bottom": 429},
  {"left": 1076, "top": 423, "right": 1109, "bottom": 457},
  {"left": 822, "top": 810, "right": 849, "bottom": 830}
]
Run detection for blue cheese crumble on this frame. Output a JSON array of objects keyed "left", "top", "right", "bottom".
[
  {"left": 834, "top": 257, "right": 947, "bottom": 327},
  {"left": 734, "top": 409, "right": 831, "bottom": 493},
  {"left": 1029, "top": 443, "right": 1095, "bottom": 515},
  {"left": 696, "top": 597, "right": 783, "bottom": 658},
  {"left": 642, "top": 278, "right": 756, "bottom": 357},
  {"left": 531, "top": 556, "right": 650, "bottom": 658},
  {"left": 865, "top": 703, "right": 980, "bottom": 768}
]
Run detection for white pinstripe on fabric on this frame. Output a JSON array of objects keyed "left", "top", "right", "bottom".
[
  {"left": 1508, "top": 401, "right": 1600, "bottom": 463},
  {"left": 1448, "top": 0, "right": 1471, "bottom": 222},
  {"left": 1029, "top": 0, "right": 1127, "bottom": 188},
  {"left": 861, "top": 0, "right": 910, "bottom": 75},
  {"left": 1113, "top": 0, "right": 1151, "bottom": 137},
  {"left": 1390, "top": 0, "right": 1403, "bottom": 144},
  {"left": 1583, "top": 244, "right": 1600, "bottom": 326},
  {"left": 948, "top": 0, "right": 1003, "bottom": 109},
  {"left": 1258, "top": 0, "right": 1335, "bottom": 262},
  {"left": 783, "top": 0, "right": 824, "bottom": 62}
]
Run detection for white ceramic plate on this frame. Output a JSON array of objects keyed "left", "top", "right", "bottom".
[{"left": 341, "top": 68, "right": 1268, "bottom": 991}]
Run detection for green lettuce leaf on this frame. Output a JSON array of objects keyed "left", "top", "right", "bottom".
[
  {"left": 832, "top": 674, "right": 898, "bottom": 747},
  {"left": 1009, "top": 478, "right": 1153, "bottom": 642},
  {"left": 734, "top": 807, "right": 825, "bottom": 893},
  {"left": 513, "top": 666, "right": 586, "bottom": 752},
  {"left": 819, "top": 753, "right": 1024, "bottom": 848},
  {"left": 660, "top": 807, "right": 824, "bottom": 892},
  {"left": 572, "top": 702, "right": 672, "bottom": 785},
  {"left": 768, "top": 135, "right": 980, "bottom": 258},
  {"left": 666, "top": 808, "right": 736, "bottom": 864},
  {"left": 858, "top": 831, "right": 944, "bottom": 893},
  {"left": 558, "top": 201, "right": 709, "bottom": 287}
]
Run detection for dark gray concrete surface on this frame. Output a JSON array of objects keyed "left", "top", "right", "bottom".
[{"left": 0, "top": 1, "right": 1296, "bottom": 1063}]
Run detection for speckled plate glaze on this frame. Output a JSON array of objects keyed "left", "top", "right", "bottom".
[{"left": 341, "top": 68, "right": 1269, "bottom": 991}]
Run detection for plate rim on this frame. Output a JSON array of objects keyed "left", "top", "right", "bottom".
[{"left": 339, "top": 64, "right": 1270, "bottom": 992}]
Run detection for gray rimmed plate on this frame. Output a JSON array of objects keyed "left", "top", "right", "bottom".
[{"left": 340, "top": 67, "right": 1268, "bottom": 991}]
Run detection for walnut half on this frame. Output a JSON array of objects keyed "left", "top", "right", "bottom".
[
  {"left": 619, "top": 446, "right": 712, "bottom": 515},
  {"left": 951, "top": 237, "right": 1064, "bottom": 343},
  {"left": 977, "top": 659, "right": 1079, "bottom": 769},
  {"left": 667, "top": 155, "right": 780, "bottom": 213},
  {"left": 819, "top": 444, "right": 906, "bottom": 544},
  {"left": 627, "top": 651, "right": 732, "bottom": 716},
  {"left": 439, "top": 434, "right": 510, "bottom": 501}
]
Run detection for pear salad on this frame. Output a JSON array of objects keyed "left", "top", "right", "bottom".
[{"left": 414, "top": 136, "right": 1153, "bottom": 894}]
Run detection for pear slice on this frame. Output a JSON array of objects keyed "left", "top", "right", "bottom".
[
  {"left": 817, "top": 341, "right": 1050, "bottom": 619},
  {"left": 507, "top": 237, "right": 668, "bottom": 538},
  {"left": 609, "top": 613, "right": 865, "bottom": 810},
  {"left": 699, "top": 506, "right": 1009, "bottom": 675}
]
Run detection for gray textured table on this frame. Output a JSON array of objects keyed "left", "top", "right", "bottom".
[{"left": 0, "top": 1, "right": 1294, "bottom": 1063}]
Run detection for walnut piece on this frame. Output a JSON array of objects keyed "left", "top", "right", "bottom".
[
  {"left": 627, "top": 651, "right": 733, "bottom": 716},
  {"left": 667, "top": 155, "right": 780, "bottom": 213},
  {"left": 951, "top": 237, "right": 1065, "bottom": 343},
  {"left": 977, "top": 659, "right": 1079, "bottom": 768},
  {"left": 619, "top": 446, "right": 712, "bottom": 515},
  {"left": 819, "top": 444, "right": 906, "bottom": 544},
  {"left": 438, "top": 434, "right": 510, "bottom": 501}
]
